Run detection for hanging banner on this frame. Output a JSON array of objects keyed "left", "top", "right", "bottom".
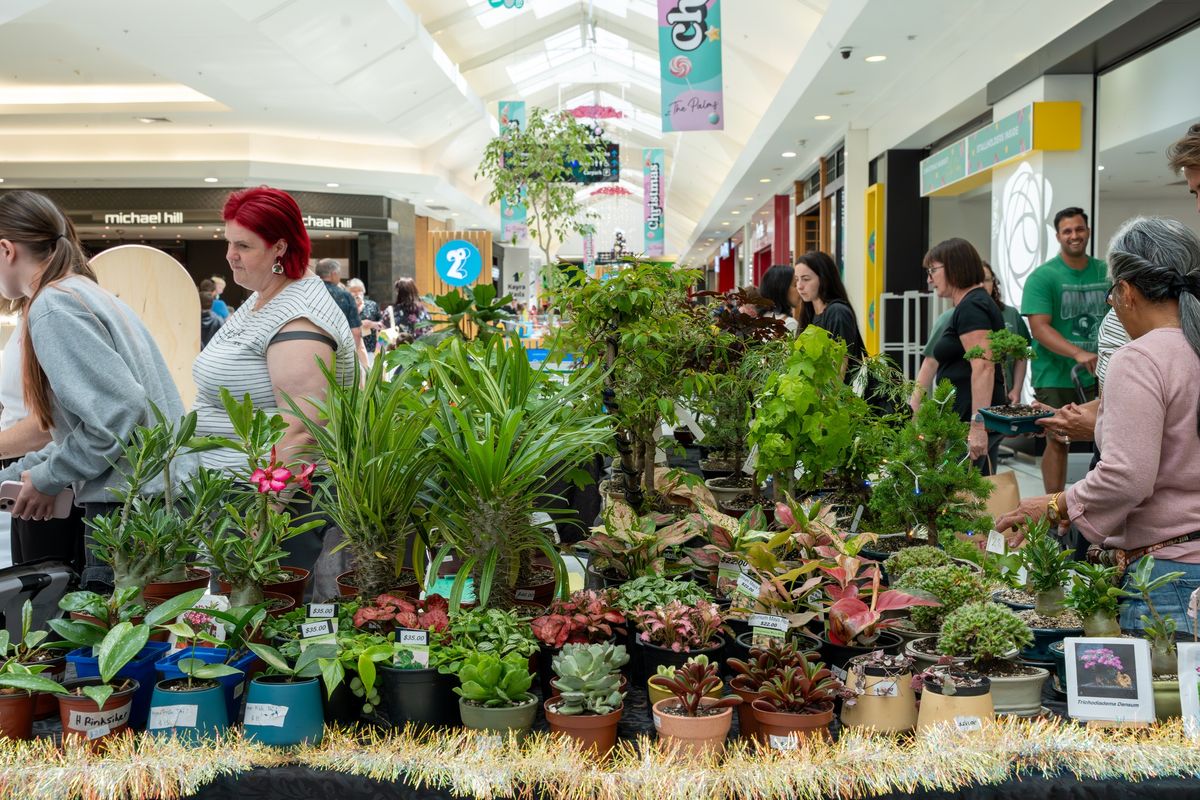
[
  {"left": 658, "top": 0, "right": 724, "bottom": 132},
  {"left": 643, "top": 148, "right": 666, "bottom": 257},
  {"left": 499, "top": 100, "right": 528, "bottom": 245},
  {"left": 583, "top": 233, "right": 596, "bottom": 276}
]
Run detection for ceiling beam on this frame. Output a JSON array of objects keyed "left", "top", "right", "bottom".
[
  {"left": 480, "top": 51, "right": 658, "bottom": 104},
  {"left": 458, "top": 4, "right": 585, "bottom": 73},
  {"left": 420, "top": 4, "right": 485, "bottom": 36}
]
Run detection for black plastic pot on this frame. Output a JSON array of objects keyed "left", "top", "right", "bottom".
[
  {"left": 321, "top": 679, "right": 360, "bottom": 725},
  {"left": 638, "top": 635, "right": 725, "bottom": 683},
  {"left": 819, "top": 631, "right": 904, "bottom": 673},
  {"left": 584, "top": 563, "right": 626, "bottom": 591},
  {"left": 725, "top": 628, "right": 823, "bottom": 668},
  {"left": 379, "top": 664, "right": 461, "bottom": 728}
]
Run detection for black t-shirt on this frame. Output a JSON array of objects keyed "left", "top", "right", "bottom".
[
  {"left": 932, "top": 287, "right": 1005, "bottom": 421},
  {"left": 812, "top": 300, "right": 866, "bottom": 363}
]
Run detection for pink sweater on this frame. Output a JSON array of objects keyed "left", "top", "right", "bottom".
[{"left": 1066, "top": 328, "right": 1200, "bottom": 562}]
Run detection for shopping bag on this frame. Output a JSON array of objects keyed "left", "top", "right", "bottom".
[{"left": 984, "top": 469, "right": 1021, "bottom": 521}]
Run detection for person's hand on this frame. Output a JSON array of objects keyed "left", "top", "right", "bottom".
[
  {"left": 1037, "top": 402, "right": 1095, "bottom": 443},
  {"left": 12, "top": 471, "right": 56, "bottom": 521},
  {"left": 908, "top": 390, "right": 922, "bottom": 416},
  {"left": 968, "top": 422, "right": 987, "bottom": 461},
  {"left": 1007, "top": 387, "right": 1022, "bottom": 405},
  {"left": 1073, "top": 349, "right": 1099, "bottom": 375},
  {"left": 994, "top": 495, "right": 1053, "bottom": 547}
]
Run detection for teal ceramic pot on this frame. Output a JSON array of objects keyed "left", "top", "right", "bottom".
[
  {"left": 243, "top": 676, "right": 324, "bottom": 746},
  {"left": 147, "top": 679, "right": 229, "bottom": 742}
]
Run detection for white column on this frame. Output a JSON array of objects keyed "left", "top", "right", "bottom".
[{"left": 843, "top": 127, "right": 870, "bottom": 330}]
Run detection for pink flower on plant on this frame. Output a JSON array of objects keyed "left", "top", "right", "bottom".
[
  {"left": 294, "top": 463, "right": 316, "bottom": 493},
  {"left": 183, "top": 610, "right": 212, "bottom": 628},
  {"left": 252, "top": 464, "right": 291, "bottom": 493}
]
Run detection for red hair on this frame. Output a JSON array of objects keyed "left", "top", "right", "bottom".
[{"left": 222, "top": 187, "right": 310, "bottom": 279}]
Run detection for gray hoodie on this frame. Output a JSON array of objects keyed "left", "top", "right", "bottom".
[{"left": 0, "top": 276, "right": 193, "bottom": 502}]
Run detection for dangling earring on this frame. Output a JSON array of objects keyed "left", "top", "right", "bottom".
[{"left": 271, "top": 260, "right": 284, "bottom": 275}]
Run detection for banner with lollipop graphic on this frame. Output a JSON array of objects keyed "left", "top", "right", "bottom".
[{"left": 658, "top": 0, "right": 724, "bottom": 133}]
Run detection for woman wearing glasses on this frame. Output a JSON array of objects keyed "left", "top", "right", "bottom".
[{"left": 923, "top": 238, "right": 1006, "bottom": 473}]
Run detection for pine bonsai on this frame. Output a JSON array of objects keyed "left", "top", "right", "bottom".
[{"left": 964, "top": 329, "right": 1036, "bottom": 410}]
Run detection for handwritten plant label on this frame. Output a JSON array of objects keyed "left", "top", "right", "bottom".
[
  {"left": 69, "top": 702, "right": 131, "bottom": 734},
  {"left": 149, "top": 704, "right": 198, "bottom": 730},
  {"left": 869, "top": 680, "right": 899, "bottom": 697},
  {"left": 245, "top": 703, "right": 288, "bottom": 728},
  {"left": 987, "top": 530, "right": 1007, "bottom": 554}
]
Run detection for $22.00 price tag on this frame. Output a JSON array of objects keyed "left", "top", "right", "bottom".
[
  {"left": 736, "top": 572, "right": 761, "bottom": 599},
  {"left": 747, "top": 613, "right": 789, "bottom": 642}
]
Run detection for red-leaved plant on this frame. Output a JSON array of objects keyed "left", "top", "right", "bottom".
[
  {"left": 751, "top": 654, "right": 852, "bottom": 715},
  {"left": 649, "top": 658, "right": 742, "bottom": 716},
  {"left": 530, "top": 589, "right": 626, "bottom": 649},
  {"left": 821, "top": 555, "right": 939, "bottom": 647},
  {"left": 726, "top": 638, "right": 820, "bottom": 693},
  {"left": 634, "top": 599, "right": 723, "bottom": 652},
  {"left": 353, "top": 593, "right": 451, "bottom": 634}
]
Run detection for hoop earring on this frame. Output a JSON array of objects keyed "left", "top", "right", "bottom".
[{"left": 271, "top": 260, "right": 284, "bottom": 275}]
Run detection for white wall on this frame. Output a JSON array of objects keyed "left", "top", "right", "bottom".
[
  {"left": 1095, "top": 196, "right": 1200, "bottom": 259},
  {"left": 557, "top": 195, "right": 645, "bottom": 259},
  {"left": 929, "top": 193, "right": 992, "bottom": 262}
]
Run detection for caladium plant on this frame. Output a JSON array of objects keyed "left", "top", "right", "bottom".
[{"left": 821, "top": 556, "right": 939, "bottom": 647}]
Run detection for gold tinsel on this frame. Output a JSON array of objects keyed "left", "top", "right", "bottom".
[{"left": 1, "top": 719, "right": 1199, "bottom": 800}]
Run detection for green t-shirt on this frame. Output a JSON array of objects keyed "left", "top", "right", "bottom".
[
  {"left": 1020, "top": 254, "right": 1108, "bottom": 389},
  {"left": 999, "top": 303, "right": 1032, "bottom": 390},
  {"left": 922, "top": 308, "right": 955, "bottom": 358}
]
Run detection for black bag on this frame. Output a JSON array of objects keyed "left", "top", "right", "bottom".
[{"left": 0, "top": 559, "right": 76, "bottom": 639}]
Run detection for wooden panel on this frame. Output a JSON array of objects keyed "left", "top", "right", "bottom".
[
  {"left": 424, "top": 230, "right": 493, "bottom": 296},
  {"left": 90, "top": 244, "right": 199, "bottom": 406}
]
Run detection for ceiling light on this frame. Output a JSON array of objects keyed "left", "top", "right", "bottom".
[
  {"left": 326, "top": 182, "right": 340, "bottom": 188},
  {"left": 721, "top": 222, "right": 730, "bottom": 226},
  {"left": 1097, "top": 165, "right": 1105, "bottom": 171},
  {"left": 759, "top": 178, "right": 771, "bottom": 183},
  {"left": 0, "top": 178, "right": 5, "bottom": 184},
  {"left": 782, "top": 151, "right": 797, "bottom": 158},
  {"left": 731, "top": 210, "right": 741, "bottom": 215},
  {"left": 865, "top": 55, "right": 887, "bottom": 63},
  {"left": 814, "top": 114, "right": 832, "bottom": 121},
  {"left": 135, "top": 116, "right": 171, "bottom": 124},
  {"left": 743, "top": 196, "right": 753, "bottom": 201},
  {"left": 196, "top": 225, "right": 204, "bottom": 229},
  {"left": 101, "top": 234, "right": 107, "bottom": 238},
  {"left": 425, "top": 199, "right": 436, "bottom": 204},
  {"left": 451, "top": 212, "right": 460, "bottom": 217},
  {"left": 212, "top": 234, "right": 219, "bottom": 238},
  {"left": 203, "top": 177, "right": 218, "bottom": 183}
]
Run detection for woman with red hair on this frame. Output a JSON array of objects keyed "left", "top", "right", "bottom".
[{"left": 192, "top": 187, "right": 357, "bottom": 598}]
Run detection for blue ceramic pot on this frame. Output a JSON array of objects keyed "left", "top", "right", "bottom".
[
  {"left": 155, "top": 646, "right": 256, "bottom": 723},
  {"left": 67, "top": 640, "right": 172, "bottom": 729},
  {"left": 1021, "top": 625, "right": 1084, "bottom": 665},
  {"left": 147, "top": 679, "right": 228, "bottom": 742},
  {"left": 1048, "top": 640, "right": 1067, "bottom": 697},
  {"left": 244, "top": 676, "right": 324, "bottom": 746}
]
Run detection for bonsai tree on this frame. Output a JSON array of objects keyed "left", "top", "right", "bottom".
[
  {"left": 1019, "top": 518, "right": 1075, "bottom": 616},
  {"left": 422, "top": 336, "right": 611, "bottom": 609},
  {"left": 294, "top": 357, "right": 437, "bottom": 599},
  {"left": 1121, "top": 556, "right": 1186, "bottom": 674},
  {"left": 937, "top": 602, "right": 1033, "bottom": 674},
  {"left": 963, "top": 328, "right": 1036, "bottom": 409},
  {"left": 549, "top": 643, "right": 627, "bottom": 716},
  {"left": 1065, "top": 562, "right": 1124, "bottom": 637},
  {"left": 894, "top": 565, "right": 987, "bottom": 633},
  {"left": 884, "top": 546, "right": 955, "bottom": 584},
  {"left": 868, "top": 381, "right": 992, "bottom": 539},
  {"left": 476, "top": 106, "right": 597, "bottom": 269}
]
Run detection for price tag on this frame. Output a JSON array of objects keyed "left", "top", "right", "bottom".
[
  {"left": 736, "top": 573, "right": 761, "bottom": 599},
  {"left": 1016, "top": 566, "right": 1028, "bottom": 587},
  {"left": 675, "top": 404, "right": 705, "bottom": 441},
  {"left": 849, "top": 505, "right": 865, "bottom": 533},
  {"left": 149, "top": 704, "right": 198, "bottom": 730},
  {"left": 307, "top": 603, "right": 336, "bottom": 619},
  {"left": 831, "top": 665, "right": 848, "bottom": 684},
  {"left": 986, "top": 530, "right": 1007, "bottom": 554},
  {"left": 514, "top": 589, "right": 536, "bottom": 602},
  {"left": 301, "top": 620, "right": 335, "bottom": 639},
  {"left": 396, "top": 628, "right": 430, "bottom": 668},
  {"left": 742, "top": 444, "right": 759, "bottom": 475},
  {"left": 954, "top": 715, "right": 982, "bottom": 733},
  {"left": 652, "top": 713, "right": 663, "bottom": 730},
  {"left": 869, "top": 680, "right": 899, "bottom": 697},
  {"left": 245, "top": 703, "right": 288, "bottom": 728},
  {"left": 87, "top": 725, "right": 110, "bottom": 741},
  {"left": 769, "top": 733, "right": 798, "bottom": 751}
]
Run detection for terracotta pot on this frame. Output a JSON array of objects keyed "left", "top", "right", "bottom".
[
  {"left": 544, "top": 699, "right": 623, "bottom": 758},
  {"left": 335, "top": 569, "right": 419, "bottom": 599},
  {"left": 652, "top": 696, "right": 733, "bottom": 758},
  {"left": 57, "top": 678, "right": 140, "bottom": 742},
  {"left": 730, "top": 677, "right": 764, "bottom": 739},
  {"left": 647, "top": 675, "right": 718, "bottom": 707},
  {"left": 218, "top": 566, "right": 310, "bottom": 608},
  {"left": 915, "top": 673, "right": 993, "bottom": 732},
  {"left": 0, "top": 690, "right": 36, "bottom": 740},
  {"left": 21, "top": 654, "right": 66, "bottom": 719},
  {"left": 749, "top": 700, "right": 834, "bottom": 747},
  {"left": 840, "top": 663, "right": 916, "bottom": 733},
  {"left": 143, "top": 569, "right": 211, "bottom": 603}
]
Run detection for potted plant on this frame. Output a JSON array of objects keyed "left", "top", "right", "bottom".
[
  {"left": 893, "top": 564, "right": 986, "bottom": 643},
  {"left": 612, "top": 575, "right": 711, "bottom": 615},
  {"left": 1065, "top": 562, "right": 1124, "bottom": 637},
  {"left": 726, "top": 639, "right": 816, "bottom": 739},
  {"left": 963, "top": 329, "right": 1048, "bottom": 434},
  {"left": 883, "top": 545, "right": 955, "bottom": 584},
  {"left": 936, "top": 601, "right": 1044, "bottom": 716},
  {"left": 579, "top": 502, "right": 701, "bottom": 585},
  {"left": 913, "top": 665, "right": 994, "bottom": 733},
  {"left": 1016, "top": 520, "right": 1083, "bottom": 662},
  {"left": 2, "top": 599, "right": 70, "bottom": 719},
  {"left": 56, "top": 621, "right": 150, "bottom": 741},
  {"left": 647, "top": 655, "right": 719, "bottom": 706},
  {"left": 0, "top": 660, "right": 68, "bottom": 740},
  {"left": 294, "top": 357, "right": 436, "bottom": 600},
  {"left": 1121, "top": 556, "right": 1186, "bottom": 719},
  {"left": 422, "top": 337, "right": 612, "bottom": 609},
  {"left": 147, "top": 615, "right": 245, "bottom": 741},
  {"left": 633, "top": 599, "right": 725, "bottom": 680},
  {"left": 243, "top": 641, "right": 333, "bottom": 746},
  {"left": 649, "top": 656, "right": 741, "bottom": 757},
  {"left": 749, "top": 654, "right": 849, "bottom": 747},
  {"left": 436, "top": 607, "right": 540, "bottom": 677},
  {"left": 359, "top": 594, "right": 458, "bottom": 728},
  {"left": 453, "top": 652, "right": 538, "bottom": 737},
  {"left": 840, "top": 650, "right": 918, "bottom": 733},
  {"left": 531, "top": 589, "right": 626, "bottom": 697},
  {"left": 544, "top": 643, "right": 626, "bottom": 757}
]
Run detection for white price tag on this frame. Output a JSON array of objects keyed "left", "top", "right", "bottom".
[
  {"left": 849, "top": 505, "right": 865, "bottom": 533},
  {"left": 245, "top": 703, "right": 288, "bottom": 728},
  {"left": 736, "top": 573, "right": 761, "bottom": 599},
  {"left": 869, "top": 680, "right": 899, "bottom": 697},
  {"left": 747, "top": 614, "right": 789, "bottom": 633},
  {"left": 742, "top": 444, "right": 759, "bottom": 475},
  {"left": 674, "top": 404, "right": 705, "bottom": 440},
  {"left": 831, "top": 665, "right": 848, "bottom": 684},
  {"left": 396, "top": 628, "right": 431, "bottom": 668},
  {"left": 986, "top": 530, "right": 1007, "bottom": 554},
  {"left": 69, "top": 702, "right": 131, "bottom": 733},
  {"left": 652, "top": 713, "right": 663, "bottom": 730},
  {"left": 769, "top": 733, "right": 798, "bottom": 751},
  {"left": 514, "top": 589, "right": 536, "bottom": 602},
  {"left": 307, "top": 603, "right": 336, "bottom": 619},
  {"left": 301, "top": 620, "right": 335, "bottom": 639},
  {"left": 149, "top": 704, "right": 198, "bottom": 730},
  {"left": 1016, "top": 566, "right": 1028, "bottom": 586},
  {"left": 87, "top": 725, "right": 110, "bottom": 740},
  {"left": 954, "top": 715, "right": 982, "bottom": 732}
]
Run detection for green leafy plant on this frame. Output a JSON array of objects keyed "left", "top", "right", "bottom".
[
  {"left": 1019, "top": 518, "right": 1075, "bottom": 616},
  {"left": 158, "top": 616, "right": 244, "bottom": 690},
  {"left": 453, "top": 652, "right": 534, "bottom": 708},
  {"left": 292, "top": 356, "right": 437, "bottom": 599},
  {"left": 437, "top": 608, "right": 539, "bottom": 676},
  {"left": 937, "top": 601, "right": 1033, "bottom": 671},
  {"left": 0, "top": 600, "right": 68, "bottom": 665},
  {"left": 868, "top": 381, "right": 992, "bottom": 538},
  {"left": 648, "top": 656, "right": 740, "bottom": 716},
  {"left": 76, "top": 621, "right": 150, "bottom": 711},
  {"left": 422, "top": 336, "right": 611, "bottom": 609},
  {"left": 611, "top": 575, "right": 711, "bottom": 614},
  {"left": 1121, "top": 556, "right": 1186, "bottom": 673},
  {"left": 963, "top": 328, "right": 1036, "bottom": 405},
  {"left": 1065, "top": 562, "right": 1124, "bottom": 621},
  {"left": 0, "top": 659, "right": 69, "bottom": 698},
  {"left": 578, "top": 501, "right": 700, "bottom": 579},
  {"left": 49, "top": 588, "right": 206, "bottom": 652},
  {"left": 894, "top": 564, "right": 986, "bottom": 632},
  {"left": 884, "top": 546, "right": 955, "bottom": 584},
  {"left": 549, "top": 643, "right": 627, "bottom": 715},
  {"left": 246, "top": 640, "right": 337, "bottom": 687},
  {"left": 421, "top": 284, "right": 515, "bottom": 344}
]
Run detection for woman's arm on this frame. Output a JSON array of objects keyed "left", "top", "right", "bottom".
[
  {"left": 910, "top": 356, "right": 938, "bottom": 413},
  {"left": 1010, "top": 359, "right": 1027, "bottom": 405},
  {"left": 959, "top": 327, "right": 995, "bottom": 459},
  {"left": 266, "top": 318, "right": 337, "bottom": 464},
  {"left": 0, "top": 416, "right": 52, "bottom": 460}
]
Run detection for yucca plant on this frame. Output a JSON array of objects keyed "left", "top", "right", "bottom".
[
  {"left": 421, "top": 336, "right": 612, "bottom": 610},
  {"left": 292, "top": 357, "right": 437, "bottom": 599}
]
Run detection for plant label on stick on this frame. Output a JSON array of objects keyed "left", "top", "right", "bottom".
[
  {"left": 396, "top": 628, "right": 430, "bottom": 668},
  {"left": 514, "top": 589, "right": 536, "bottom": 602},
  {"left": 300, "top": 620, "right": 335, "bottom": 639},
  {"left": 748, "top": 613, "right": 788, "bottom": 647},
  {"left": 986, "top": 530, "right": 1007, "bottom": 554},
  {"left": 307, "top": 603, "right": 336, "bottom": 619},
  {"left": 870, "top": 679, "right": 899, "bottom": 697},
  {"left": 674, "top": 404, "right": 705, "bottom": 441},
  {"left": 742, "top": 444, "right": 758, "bottom": 475},
  {"left": 736, "top": 572, "right": 761, "bottom": 600},
  {"left": 849, "top": 505, "right": 865, "bottom": 533}
]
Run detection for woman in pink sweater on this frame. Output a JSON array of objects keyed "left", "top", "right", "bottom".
[{"left": 998, "top": 216, "right": 1200, "bottom": 632}]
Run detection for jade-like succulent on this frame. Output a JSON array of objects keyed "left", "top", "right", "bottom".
[{"left": 453, "top": 652, "right": 533, "bottom": 708}]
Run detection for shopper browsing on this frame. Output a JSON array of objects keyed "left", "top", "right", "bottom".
[
  {"left": 314, "top": 259, "right": 368, "bottom": 369},
  {"left": 794, "top": 250, "right": 867, "bottom": 364},
  {"left": 757, "top": 264, "right": 800, "bottom": 333}
]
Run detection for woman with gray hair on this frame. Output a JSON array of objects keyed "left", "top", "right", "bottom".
[
  {"left": 998, "top": 216, "right": 1200, "bottom": 632},
  {"left": 345, "top": 278, "right": 382, "bottom": 360}
]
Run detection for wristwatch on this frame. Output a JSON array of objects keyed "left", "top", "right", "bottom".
[{"left": 1046, "top": 492, "right": 1062, "bottom": 525}]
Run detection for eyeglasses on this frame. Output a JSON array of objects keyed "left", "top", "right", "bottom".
[
  {"left": 923, "top": 265, "right": 944, "bottom": 277},
  {"left": 1105, "top": 284, "right": 1115, "bottom": 305}
]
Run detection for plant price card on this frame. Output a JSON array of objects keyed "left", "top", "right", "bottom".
[
  {"left": 1065, "top": 637, "right": 1155, "bottom": 723},
  {"left": 1178, "top": 642, "right": 1200, "bottom": 738}
]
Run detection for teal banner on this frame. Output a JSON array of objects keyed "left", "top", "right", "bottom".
[
  {"left": 643, "top": 148, "right": 666, "bottom": 257},
  {"left": 967, "top": 104, "right": 1033, "bottom": 176},
  {"left": 658, "top": 0, "right": 723, "bottom": 133},
  {"left": 919, "top": 140, "right": 967, "bottom": 196},
  {"left": 499, "top": 100, "right": 528, "bottom": 245}
]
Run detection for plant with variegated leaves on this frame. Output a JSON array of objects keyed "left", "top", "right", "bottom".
[
  {"left": 634, "top": 599, "right": 723, "bottom": 653},
  {"left": 821, "top": 555, "right": 939, "bottom": 647},
  {"left": 531, "top": 590, "right": 626, "bottom": 649},
  {"left": 648, "top": 656, "right": 741, "bottom": 717}
]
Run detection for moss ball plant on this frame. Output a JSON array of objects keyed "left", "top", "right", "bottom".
[
  {"left": 938, "top": 601, "right": 1033, "bottom": 670},
  {"left": 884, "top": 546, "right": 954, "bottom": 584},
  {"left": 894, "top": 565, "right": 986, "bottom": 632}
]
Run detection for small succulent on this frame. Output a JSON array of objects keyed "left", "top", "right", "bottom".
[
  {"left": 884, "top": 546, "right": 954, "bottom": 584},
  {"left": 634, "top": 599, "right": 723, "bottom": 652},
  {"left": 453, "top": 652, "right": 533, "bottom": 708},
  {"left": 752, "top": 654, "right": 850, "bottom": 715},
  {"left": 550, "top": 643, "right": 627, "bottom": 716},
  {"left": 894, "top": 564, "right": 986, "bottom": 632},
  {"left": 1019, "top": 518, "right": 1075, "bottom": 613},
  {"left": 1065, "top": 562, "right": 1123, "bottom": 620},
  {"left": 726, "top": 638, "right": 819, "bottom": 691},
  {"left": 648, "top": 657, "right": 741, "bottom": 717},
  {"left": 937, "top": 602, "right": 1033, "bottom": 669}
]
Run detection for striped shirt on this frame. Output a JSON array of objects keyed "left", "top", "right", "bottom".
[
  {"left": 192, "top": 276, "right": 356, "bottom": 471},
  {"left": 1095, "top": 309, "right": 1130, "bottom": 394}
]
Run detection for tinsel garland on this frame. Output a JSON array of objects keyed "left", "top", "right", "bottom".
[{"left": 1, "top": 719, "right": 1200, "bottom": 800}]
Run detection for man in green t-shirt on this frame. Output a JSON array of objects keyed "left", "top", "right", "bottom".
[{"left": 1020, "top": 207, "right": 1108, "bottom": 493}]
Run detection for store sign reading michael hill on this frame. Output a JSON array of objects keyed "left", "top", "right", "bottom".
[
  {"left": 435, "top": 240, "right": 483, "bottom": 287},
  {"left": 658, "top": 0, "right": 724, "bottom": 132}
]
